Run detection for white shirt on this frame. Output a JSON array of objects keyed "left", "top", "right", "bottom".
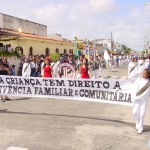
[
  {"left": 30, "top": 62, "right": 36, "bottom": 69},
  {"left": 22, "top": 63, "right": 31, "bottom": 77},
  {"left": 144, "top": 59, "right": 149, "bottom": 69},
  {"left": 133, "top": 78, "right": 150, "bottom": 102},
  {"left": 128, "top": 62, "right": 139, "bottom": 78}
]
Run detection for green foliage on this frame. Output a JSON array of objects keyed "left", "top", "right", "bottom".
[
  {"left": 141, "top": 49, "right": 148, "bottom": 54},
  {"left": 0, "top": 50, "right": 22, "bottom": 58},
  {"left": 50, "top": 53, "right": 60, "bottom": 62},
  {"left": 124, "top": 48, "right": 131, "bottom": 54}
]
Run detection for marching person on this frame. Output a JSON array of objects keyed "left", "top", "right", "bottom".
[
  {"left": 99, "top": 55, "right": 106, "bottom": 78},
  {"left": 138, "top": 57, "right": 145, "bottom": 77},
  {"left": 132, "top": 68, "right": 150, "bottom": 134},
  {"left": 43, "top": 57, "right": 53, "bottom": 78},
  {"left": 22, "top": 58, "right": 31, "bottom": 77},
  {"left": 93, "top": 56, "right": 100, "bottom": 79},
  {"left": 89, "top": 56, "right": 95, "bottom": 78},
  {"left": 80, "top": 58, "right": 90, "bottom": 79},
  {"left": 109, "top": 57, "right": 115, "bottom": 72},
  {"left": 128, "top": 57, "right": 139, "bottom": 79}
]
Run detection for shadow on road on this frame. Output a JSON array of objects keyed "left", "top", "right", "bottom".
[
  {"left": 11, "top": 97, "right": 32, "bottom": 101},
  {"left": 0, "top": 109, "right": 150, "bottom": 133}
]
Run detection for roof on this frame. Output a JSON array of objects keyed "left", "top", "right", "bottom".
[{"left": 0, "top": 28, "right": 74, "bottom": 45}]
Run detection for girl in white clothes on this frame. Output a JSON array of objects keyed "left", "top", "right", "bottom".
[
  {"left": 22, "top": 59, "right": 31, "bottom": 77},
  {"left": 132, "top": 68, "right": 150, "bottom": 134}
]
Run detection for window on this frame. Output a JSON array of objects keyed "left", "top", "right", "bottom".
[
  {"left": 69, "top": 49, "right": 73, "bottom": 55},
  {"left": 29, "top": 47, "right": 33, "bottom": 56},
  {"left": 64, "top": 49, "right": 67, "bottom": 53},
  {"left": 56, "top": 48, "right": 59, "bottom": 53},
  {"left": 15, "top": 46, "right": 23, "bottom": 55},
  {"left": 69, "top": 49, "right": 72, "bottom": 54},
  {"left": 45, "top": 48, "right": 50, "bottom": 56}
]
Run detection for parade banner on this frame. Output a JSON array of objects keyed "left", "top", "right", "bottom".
[{"left": 0, "top": 75, "right": 135, "bottom": 106}]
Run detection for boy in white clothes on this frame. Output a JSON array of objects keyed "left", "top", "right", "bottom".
[
  {"left": 132, "top": 68, "right": 150, "bottom": 134},
  {"left": 128, "top": 58, "right": 139, "bottom": 79},
  {"left": 22, "top": 58, "right": 31, "bottom": 77},
  {"left": 138, "top": 57, "right": 145, "bottom": 76}
]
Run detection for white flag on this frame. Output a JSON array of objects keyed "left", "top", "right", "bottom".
[{"left": 104, "top": 50, "right": 110, "bottom": 62}]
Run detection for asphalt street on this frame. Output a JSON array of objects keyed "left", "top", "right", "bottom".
[{"left": 0, "top": 64, "right": 150, "bottom": 150}]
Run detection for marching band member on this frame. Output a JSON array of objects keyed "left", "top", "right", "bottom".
[
  {"left": 138, "top": 57, "right": 145, "bottom": 77},
  {"left": 99, "top": 56, "right": 106, "bottom": 78},
  {"left": 128, "top": 57, "right": 139, "bottom": 79},
  {"left": 93, "top": 56, "right": 101, "bottom": 79},
  {"left": 89, "top": 56, "right": 95, "bottom": 78},
  {"left": 80, "top": 58, "right": 90, "bottom": 79},
  {"left": 132, "top": 68, "right": 150, "bottom": 134}
]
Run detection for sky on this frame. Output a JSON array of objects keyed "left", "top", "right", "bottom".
[{"left": 0, "top": 0, "right": 150, "bottom": 51}]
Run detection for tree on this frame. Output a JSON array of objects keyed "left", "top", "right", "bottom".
[
  {"left": 141, "top": 49, "right": 148, "bottom": 55},
  {"left": 124, "top": 48, "right": 131, "bottom": 54},
  {"left": 50, "top": 53, "right": 60, "bottom": 62},
  {"left": 0, "top": 50, "right": 22, "bottom": 58}
]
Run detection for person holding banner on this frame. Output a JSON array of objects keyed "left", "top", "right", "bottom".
[
  {"left": 43, "top": 58, "right": 53, "bottom": 78},
  {"left": 22, "top": 58, "right": 31, "bottom": 77},
  {"left": 132, "top": 68, "right": 150, "bottom": 134},
  {"left": 0, "top": 58, "right": 11, "bottom": 102},
  {"left": 80, "top": 58, "right": 90, "bottom": 79}
]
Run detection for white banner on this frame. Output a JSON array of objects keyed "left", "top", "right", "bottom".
[{"left": 0, "top": 75, "right": 135, "bottom": 106}]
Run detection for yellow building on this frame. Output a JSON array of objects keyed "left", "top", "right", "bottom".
[
  {"left": 0, "top": 13, "right": 75, "bottom": 56},
  {"left": 0, "top": 29, "right": 75, "bottom": 56}
]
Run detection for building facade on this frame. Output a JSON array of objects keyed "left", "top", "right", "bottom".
[{"left": 0, "top": 13, "right": 75, "bottom": 56}]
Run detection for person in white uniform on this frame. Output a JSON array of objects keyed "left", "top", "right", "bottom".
[
  {"left": 138, "top": 57, "right": 145, "bottom": 77},
  {"left": 132, "top": 68, "right": 150, "bottom": 134},
  {"left": 128, "top": 57, "right": 139, "bottom": 79},
  {"left": 22, "top": 58, "right": 31, "bottom": 77},
  {"left": 144, "top": 55, "right": 150, "bottom": 69}
]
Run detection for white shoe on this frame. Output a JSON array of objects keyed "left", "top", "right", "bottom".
[
  {"left": 137, "top": 128, "right": 143, "bottom": 134},
  {"left": 136, "top": 124, "right": 139, "bottom": 130}
]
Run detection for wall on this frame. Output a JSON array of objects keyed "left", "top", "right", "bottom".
[
  {"left": 0, "top": 13, "right": 47, "bottom": 36},
  {"left": 0, "top": 13, "right": 3, "bottom": 28},
  {"left": 2, "top": 38, "right": 76, "bottom": 56}
]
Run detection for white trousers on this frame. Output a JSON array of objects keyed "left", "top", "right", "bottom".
[
  {"left": 132, "top": 99, "right": 148, "bottom": 130},
  {"left": 91, "top": 70, "right": 99, "bottom": 79},
  {"left": 99, "top": 68, "right": 106, "bottom": 78}
]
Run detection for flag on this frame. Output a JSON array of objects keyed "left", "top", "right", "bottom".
[
  {"left": 104, "top": 50, "right": 110, "bottom": 62},
  {"left": 85, "top": 40, "right": 90, "bottom": 60},
  {"left": 93, "top": 43, "right": 96, "bottom": 59},
  {"left": 75, "top": 37, "right": 85, "bottom": 57}
]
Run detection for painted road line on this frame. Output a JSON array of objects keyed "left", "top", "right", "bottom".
[{"left": 7, "top": 146, "right": 28, "bottom": 150}]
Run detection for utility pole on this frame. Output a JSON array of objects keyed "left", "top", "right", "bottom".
[
  {"left": 111, "top": 32, "right": 113, "bottom": 58},
  {"left": 144, "top": 2, "right": 150, "bottom": 54}
]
